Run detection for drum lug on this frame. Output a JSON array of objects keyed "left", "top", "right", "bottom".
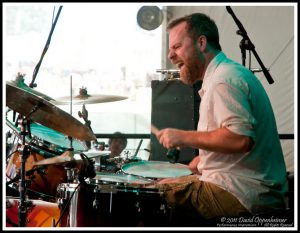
[
  {"left": 93, "top": 185, "right": 100, "bottom": 210},
  {"left": 57, "top": 198, "right": 64, "bottom": 209},
  {"left": 160, "top": 203, "right": 166, "bottom": 214},
  {"left": 135, "top": 201, "right": 141, "bottom": 213},
  {"left": 135, "top": 192, "right": 141, "bottom": 213}
]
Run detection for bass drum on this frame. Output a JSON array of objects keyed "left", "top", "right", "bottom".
[{"left": 6, "top": 197, "right": 61, "bottom": 227}]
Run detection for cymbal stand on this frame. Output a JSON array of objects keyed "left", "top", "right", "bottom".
[
  {"left": 63, "top": 75, "right": 77, "bottom": 184},
  {"left": 78, "top": 104, "right": 98, "bottom": 149},
  {"left": 17, "top": 116, "right": 32, "bottom": 227}
]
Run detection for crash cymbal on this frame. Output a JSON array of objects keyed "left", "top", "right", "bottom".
[
  {"left": 8, "top": 79, "right": 55, "bottom": 101},
  {"left": 6, "top": 81, "right": 96, "bottom": 141},
  {"left": 51, "top": 87, "right": 127, "bottom": 105}
]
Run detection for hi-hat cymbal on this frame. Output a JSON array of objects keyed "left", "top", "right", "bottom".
[
  {"left": 73, "top": 151, "right": 110, "bottom": 160},
  {"left": 51, "top": 87, "right": 127, "bottom": 105},
  {"left": 34, "top": 150, "right": 77, "bottom": 166},
  {"left": 6, "top": 81, "right": 96, "bottom": 141}
]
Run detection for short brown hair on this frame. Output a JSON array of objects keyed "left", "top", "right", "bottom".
[
  {"left": 108, "top": 131, "right": 127, "bottom": 148},
  {"left": 167, "top": 13, "right": 221, "bottom": 51}
]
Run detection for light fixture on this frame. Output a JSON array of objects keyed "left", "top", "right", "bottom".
[{"left": 137, "top": 6, "right": 163, "bottom": 31}]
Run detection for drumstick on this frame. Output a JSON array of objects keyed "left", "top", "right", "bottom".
[{"left": 151, "top": 124, "right": 159, "bottom": 136}]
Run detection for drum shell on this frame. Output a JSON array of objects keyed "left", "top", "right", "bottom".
[
  {"left": 6, "top": 198, "right": 60, "bottom": 227},
  {"left": 57, "top": 182, "right": 169, "bottom": 227},
  {"left": 6, "top": 150, "right": 67, "bottom": 200}
]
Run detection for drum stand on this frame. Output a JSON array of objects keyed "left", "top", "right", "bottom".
[{"left": 17, "top": 116, "right": 33, "bottom": 227}]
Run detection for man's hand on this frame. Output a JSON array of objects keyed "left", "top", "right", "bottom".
[{"left": 188, "top": 156, "right": 201, "bottom": 175}]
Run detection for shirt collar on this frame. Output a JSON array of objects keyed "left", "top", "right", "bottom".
[{"left": 199, "top": 51, "right": 226, "bottom": 97}]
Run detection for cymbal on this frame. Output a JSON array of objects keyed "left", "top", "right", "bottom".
[
  {"left": 33, "top": 150, "right": 77, "bottom": 166},
  {"left": 51, "top": 87, "right": 127, "bottom": 105},
  {"left": 79, "top": 151, "right": 111, "bottom": 159},
  {"left": 34, "top": 150, "right": 111, "bottom": 166},
  {"left": 6, "top": 81, "right": 96, "bottom": 141},
  {"left": 8, "top": 79, "right": 55, "bottom": 102}
]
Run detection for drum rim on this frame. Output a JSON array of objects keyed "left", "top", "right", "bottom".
[
  {"left": 92, "top": 172, "right": 153, "bottom": 184},
  {"left": 121, "top": 160, "right": 191, "bottom": 179}
]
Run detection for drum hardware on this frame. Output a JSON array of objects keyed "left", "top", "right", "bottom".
[
  {"left": 6, "top": 166, "right": 46, "bottom": 186},
  {"left": 78, "top": 103, "right": 102, "bottom": 152},
  {"left": 156, "top": 69, "right": 180, "bottom": 80},
  {"left": 6, "top": 198, "right": 34, "bottom": 227},
  {"left": 132, "top": 139, "right": 143, "bottom": 160},
  {"left": 13, "top": 115, "right": 34, "bottom": 227},
  {"left": 92, "top": 184, "right": 117, "bottom": 213},
  {"left": 65, "top": 166, "right": 78, "bottom": 184},
  {"left": 55, "top": 183, "right": 81, "bottom": 227},
  {"left": 6, "top": 197, "right": 61, "bottom": 227},
  {"left": 76, "top": 153, "right": 96, "bottom": 184}
]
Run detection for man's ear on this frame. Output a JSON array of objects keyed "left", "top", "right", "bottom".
[{"left": 196, "top": 35, "right": 207, "bottom": 52}]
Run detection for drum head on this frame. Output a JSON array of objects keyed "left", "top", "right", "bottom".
[
  {"left": 121, "top": 161, "right": 191, "bottom": 179},
  {"left": 93, "top": 172, "right": 152, "bottom": 185},
  {"left": 30, "top": 123, "right": 87, "bottom": 152}
]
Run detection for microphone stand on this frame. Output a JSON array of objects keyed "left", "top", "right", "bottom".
[
  {"left": 29, "top": 6, "right": 63, "bottom": 89},
  {"left": 17, "top": 116, "right": 33, "bottom": 227},
  {"left": 13, "top": 95, "right": 42, "bottom": 226},
  {"left": 226, "top": 6, "right": 274, "bottom": 84}
]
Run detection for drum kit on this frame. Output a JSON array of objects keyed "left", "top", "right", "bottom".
[{"left": 5, "top": 76, "right": 192, "bottom": 227}]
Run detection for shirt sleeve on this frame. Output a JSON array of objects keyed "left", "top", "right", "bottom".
[{"left": 211, "top": 81, "right": 257, "bottom": 142}]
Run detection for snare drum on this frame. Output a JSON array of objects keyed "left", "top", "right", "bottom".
[{"left": 121, "top": 160, "right": 191, "bottom": 179}]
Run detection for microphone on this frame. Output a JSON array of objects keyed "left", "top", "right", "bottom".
[
  {"left": 79, "top": 153, "right": 96, "bottom": 179},
  {"left": 166, "top": 148, "right": 180, "bottom": 163}
]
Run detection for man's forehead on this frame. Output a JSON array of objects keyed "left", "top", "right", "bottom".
[{"left": 169, "top": 22, "right": 188, "bottom": 43}]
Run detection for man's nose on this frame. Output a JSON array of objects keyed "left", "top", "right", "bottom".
[{"left": 168, "top": 49, "right": 176, "bottom": 61}]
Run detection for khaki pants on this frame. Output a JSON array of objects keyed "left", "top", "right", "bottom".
[{"left": 154, "top": 175, "right": 249, "bottom": 220}]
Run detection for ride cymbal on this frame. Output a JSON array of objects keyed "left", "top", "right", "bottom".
[
  {"left": 52, "top": 87, "right": 127, "bottom": 105},
  {"left": 6, "top": 81, "right": 96, "bottom": 141}
]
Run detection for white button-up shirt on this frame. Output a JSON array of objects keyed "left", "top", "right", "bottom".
[{"left": 197, "top": 51, "right": 287, "bottom": 215}]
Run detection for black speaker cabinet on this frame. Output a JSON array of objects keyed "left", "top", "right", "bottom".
[{"left": 150, "top": 79, "right": 202, "bottom": 164}]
